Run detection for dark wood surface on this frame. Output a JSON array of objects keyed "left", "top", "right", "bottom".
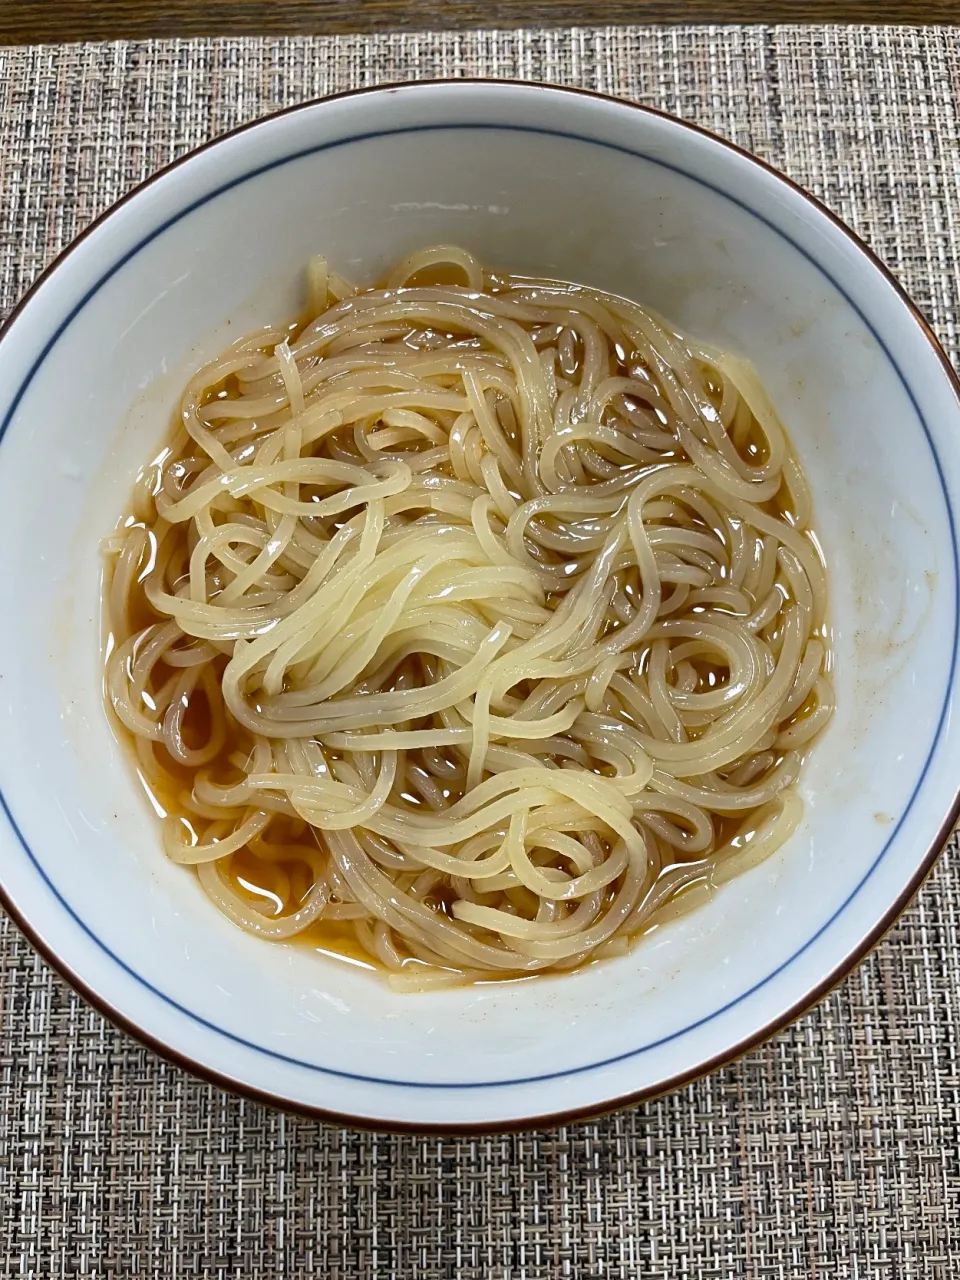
[{"left": 2, "top": 0, "right": 959, "bottom": 46}]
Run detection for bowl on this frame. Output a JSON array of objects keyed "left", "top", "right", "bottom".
[{"left": 1, "top": 80, "right": 958, "bottom": 1132}]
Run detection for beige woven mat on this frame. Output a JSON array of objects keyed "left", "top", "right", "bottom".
[{"left": 2, "top": 24, "right": 960, "bottom": 1278}]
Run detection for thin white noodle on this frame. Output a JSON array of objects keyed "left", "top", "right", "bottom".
[{"left": 104, "top": 246, "right": 833, "bottom": 984}]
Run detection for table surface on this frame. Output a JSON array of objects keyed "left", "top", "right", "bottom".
[
  {"left": 3, "top": 23, "right": 960, "bottom": 1278},
  {"left": 2, "top": 0, "right": 959, "bottom": 45}
]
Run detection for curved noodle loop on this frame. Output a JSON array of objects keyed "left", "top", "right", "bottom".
[{"left": 104, "top": 247, "right": 833, "bottom": 987}]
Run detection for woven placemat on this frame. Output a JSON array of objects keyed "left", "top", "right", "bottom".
[{"left": 2, "top": 24, "right": 960, "bottom": 1278}]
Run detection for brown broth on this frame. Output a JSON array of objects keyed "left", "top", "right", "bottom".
[
  {"left": 130, "top": 735, "right": 390, "bottom": 971},
  {"left": 106, "top": 279, "right": 830, "bottom": 985}
]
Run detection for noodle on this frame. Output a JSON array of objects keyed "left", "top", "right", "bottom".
[{"left": 103, "top": 246, "right": 833, "bottom": 986}]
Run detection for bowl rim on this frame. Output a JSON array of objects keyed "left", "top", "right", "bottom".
[{"left": 2, "top": 77, "right": 959, "bottom": 1135}]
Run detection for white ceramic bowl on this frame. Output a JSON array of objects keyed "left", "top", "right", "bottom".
[{"left": 1, "top": 81, "right": 958, "bottom": 1131}]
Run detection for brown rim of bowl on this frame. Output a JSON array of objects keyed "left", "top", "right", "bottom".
[{"left": 1, "top": 79, "right": 959, "bottom": 1136}]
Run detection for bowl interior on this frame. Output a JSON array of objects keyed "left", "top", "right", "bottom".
[{"left": 0, "top": 83, "right": 957, "bottom": 1128}]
